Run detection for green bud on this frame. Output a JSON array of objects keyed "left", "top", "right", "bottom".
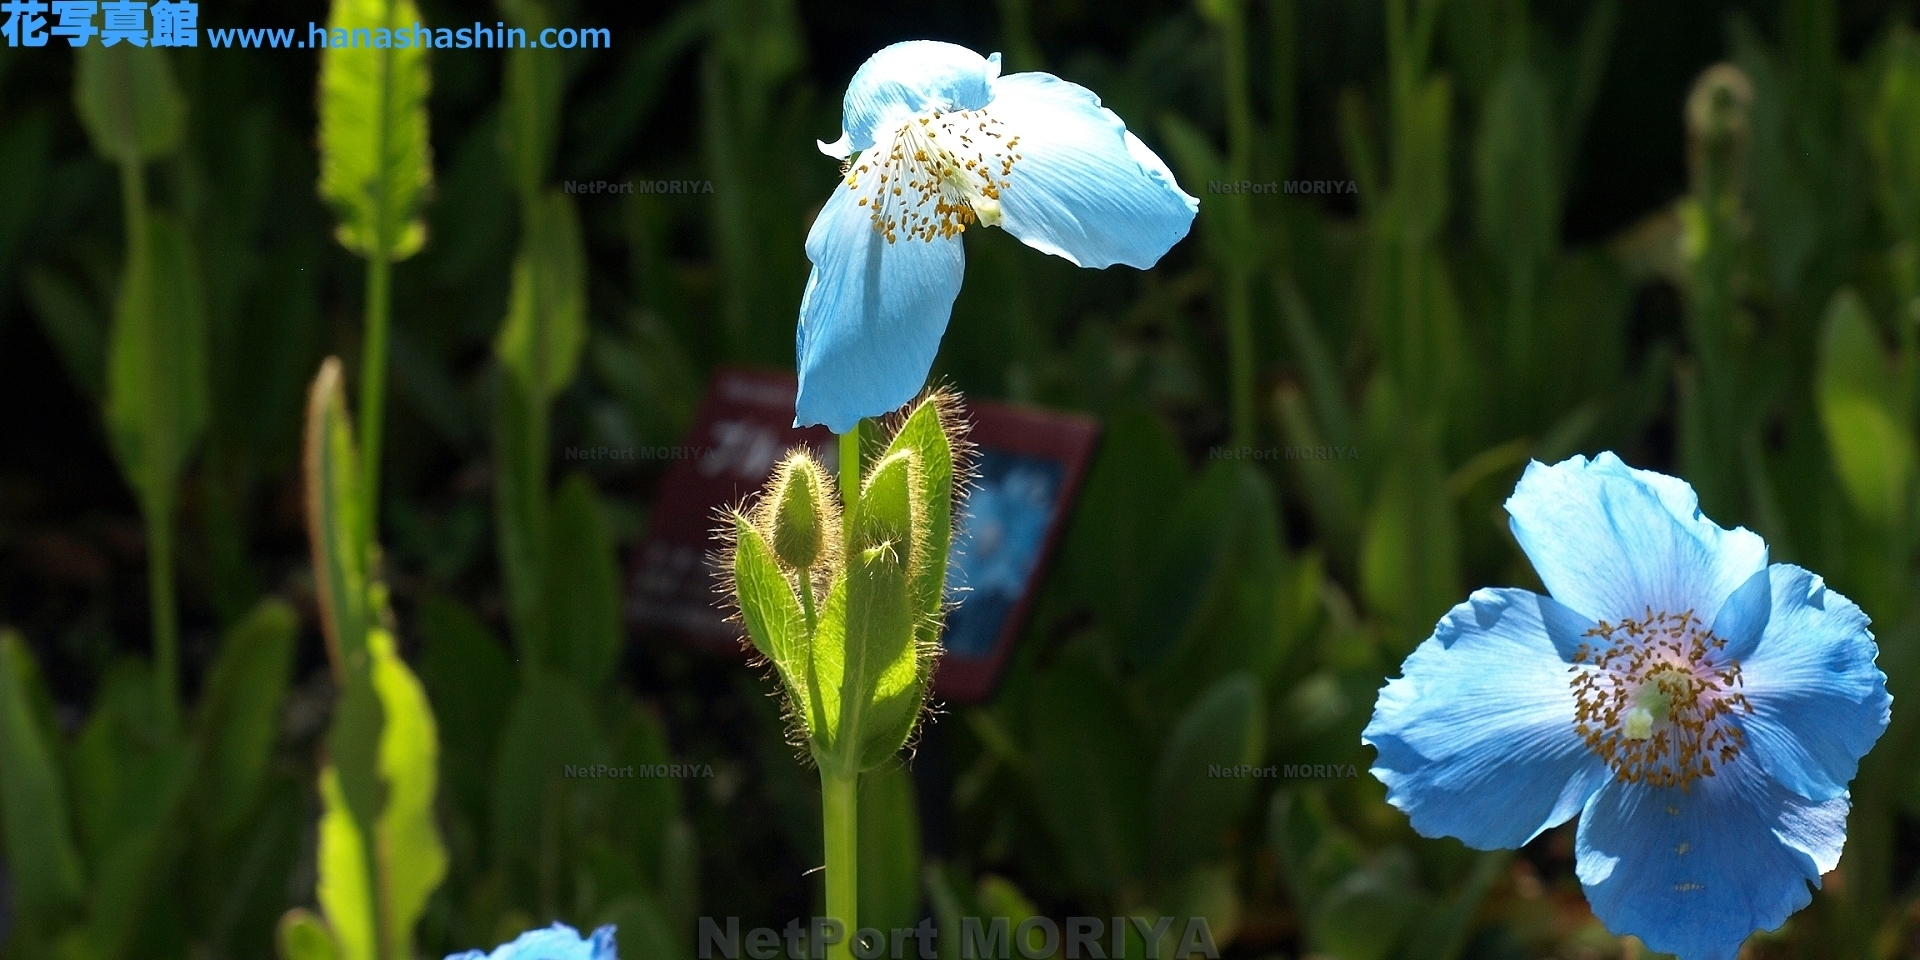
[{"left": 770, "top": 454, "right": 830, "bottom": 572}]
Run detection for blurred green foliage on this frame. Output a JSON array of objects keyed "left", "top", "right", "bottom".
[{"left": 0, "top": 0, "right": 1919, "bottom": 959}]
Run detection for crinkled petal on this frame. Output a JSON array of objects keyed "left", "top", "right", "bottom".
[
  {"left": 794, "top": 163, "right": 965, "bottom": 433},
  {"left": 838, "top": 41, "right": 999, "bottom": 153},
  {"left": 981, "top": 71, "right": 1198, "bottom": 269},
  {"left": 1576, "top": 765, "right": 1847, "bottom": 960},
  {"left": 445, "top": 922, "right": 619, "bottom": 960},
  {"left": 1365, "top": 588, "right": 1612, "bottom": 850},
  {"left": 1505, "top": 453, "right": 1768, "bottom": 624},
  {"left": 1733, "top": 564, "right": 1890, "bottom": 803}
]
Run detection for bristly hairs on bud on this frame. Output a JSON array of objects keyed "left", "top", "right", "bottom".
[
  {"left": 874, "top": 384, "right": 974, "bottom": 758},
  {"left": 716, "top": 446, "right": 843, "bottom": 756}
]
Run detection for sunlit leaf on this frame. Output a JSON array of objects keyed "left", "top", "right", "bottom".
[
  {"left": 317, "top": 0, "right": 433, "bottom": 260},
  {"left": 303, "top": 358, "right": 369, "bottom": 677},
  {"left": 1817, "top": 290, "right": 1914, "bottom": 524}
]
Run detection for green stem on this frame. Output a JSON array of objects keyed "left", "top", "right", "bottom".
[
  {"left": 839, "top": 423, "right": 863, "bottom": 526},
  {"left": 799, "top": 576, "right": 818, "bottom": 635},
  {"left": 120, "top": 159, "right": 180, "bottom": 735},
  {"left": 821, "top": 767, "right": 859, "bottom": 960},
  {"left": 146, "top": 503, "right": 179, "bottom": 735},
  {"left": 1217, "top": 0, "right": 1258, "bottom": 448},
  {"left": 360, "top": 254, "right": 391, "bottom": 546},
  {"left": 360, "top": 0, "right": 399, "bottom": 556}
]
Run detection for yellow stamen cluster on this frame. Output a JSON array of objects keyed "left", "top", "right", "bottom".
[
  {"left": 845, "top": 108, "right": 1023, "bottom": 243},
  {"left": 1570, "top": 609, "right": 1752, "bottom": 791}
]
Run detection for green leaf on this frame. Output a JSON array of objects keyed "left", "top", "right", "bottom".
[
  {"left": 60, "top": 653, "right": 194, "bottom": 959},
  {"left": 317, "top": 0, "right": 433, "bottom": 261},
  {"left": 303, "top": 358, "right": 370, "bottom": 677},
  {"left": 1142, "top": 462, "right": 1289, "bottom": 698},
  {"left": 544, "top": 474, "right": 623, "bottom": 689},
  {"left": 1062, "top": 408, "right": 1187, "bottom": 633},
  {"left": 841, "top": 451, "right": 919, "bottom": 771},
  {"left": 1817, "top": 290, "right": 1914, "bottom": 525},
  {"left": 1024, "top": 663, "right": 1149, "bottom": 893},
  {"left": 495, "top": 189, "right": 587, "bottom": 402},
  {"left": 25, "top": 264, "right": 107, "bottom": 401},
  {"left": 605, "top": 700, "right": 685, "bottom": 889},
  {"left": 418, "top": 594, "right": 517, "bottom": 847},
  {"left": 877, "top": 399, "right": 955, "bottom": 634},
  {"left": 858, "top": 764, "right": 923, "bottom": 933},
  {"left": 0, "top": 632, "right": 85, "bottom": 923},
  {"left": 1474, "top": 59, "right": 1558, "bottom": 262},
  {"left": 368, "top": 629, "right": 447, "bottom": 960},
  {"left": 733, "top": 518, "right": 809, "bottom": 701},
  {"left": 598, "top": 890, "right": 683, "bottom": 960},
  {"left": 499, "top": 0, "right": 564, "bottom": 199},
  {"left": 105, "top": 212, "right": 208, "bottom": 518},
  {"left": 1869, "top": 27, "right": 1920, "bottom": 243},
  {"left": 315, "top": 765, "right": 375, "bottom": 960},
  {"left": 75, "top": 739, "right": 192, "bottom": 960},
  {"left": 490, "top": 670, "right": 606, "bottom": 869},
  {"left": 1150, "top": 672, "right": 1266, "bottom": 879},
  {"left": 279, "top": 909, "right": 342, "bottom": 960},
  {"left": 807, "top": 577, "right": 848, "bottom": 754},
  {"left": 73, "top": 44, "right": 184, "bottom": 164},
  {"left": 193, "top": 599, "right": 298, "bottom": 839},
  {"left": 315, "top": 628, "right": 447, "bottom": 960},
  {"left": 1159, "top": 864, "right": 1243, "bottom": 954},
  {"left": 493, "top": 368, "right": 548, "bottom": 660}
]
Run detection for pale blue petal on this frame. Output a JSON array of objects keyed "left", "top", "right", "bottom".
[
  {"left": 984, "top": 72, "right": 1198, "bottom": 269},
  {"left": 1576, "top": 765, "right": 1847, "bottom": 960},
  {"left": 1504, "top": 453, "right": 1768, "bottom": 624},
  {"left": 1709, "top": 567, "right": 1772, "bottom": 655},
  {"left": 445, "top": 923, "right": 619, "bottom": 960},
  {"left": 839, "top": 41, "right": 999, "bottom": 153},
  {"left": 1733, "top": 565, "right": 1890, "bottom": 802},
  {"left": 1364, "top": 588, "right": 1611, "bottom": 850},
  {"left": 794, "top": 171, "right": 965, "bottom": 433}
]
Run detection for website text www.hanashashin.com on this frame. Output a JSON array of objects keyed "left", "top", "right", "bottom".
[{"left": 0, "top": 2, "right": 608, "bottom": 50}]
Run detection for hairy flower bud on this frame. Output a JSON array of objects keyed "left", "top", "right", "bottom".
[{"left": 770, "top": 454, "right": 831, "bottom": 572}]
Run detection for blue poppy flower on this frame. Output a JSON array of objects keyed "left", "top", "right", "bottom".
[
  {"left": 1364, "top": 453, "right": 1890, "bottom": 960},
  {"left": 444, "top": 922, "right": 618, "bottom": 960},
  {"left": 795, "top": 40, "right": 1198, "bottom": 432}
]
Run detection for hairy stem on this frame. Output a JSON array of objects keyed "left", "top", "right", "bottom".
[{"left": 821, "top": 767, "right": 859, "bottom": 960}]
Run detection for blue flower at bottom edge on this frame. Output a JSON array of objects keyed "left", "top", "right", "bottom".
[
  {"left": 795, "top": 40, "right": 1198, "bottom": 433},
  {"left": 445, "top": 922, "right": 617, "bottom": 960},
  {"left": 1364, "top": 453, "right": 1890, "bottom": 960}
]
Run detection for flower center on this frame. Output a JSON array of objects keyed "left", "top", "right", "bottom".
[
  {"left": 844, "top": 109, "right": 1022, "bottom": 243},
  {"left": 1569, "top": 609, "right": 1752, "bottom": 791}
]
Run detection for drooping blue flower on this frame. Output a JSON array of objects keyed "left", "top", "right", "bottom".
[
  {"left": 795, "top": 40, "right": 1198, "bottom": 432},
  {"left": 444, "top": 922, "right": 618, "bottom": 960},
  {"left": 1364, "top": 453, "right": 1890, "bottom": 960}
]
